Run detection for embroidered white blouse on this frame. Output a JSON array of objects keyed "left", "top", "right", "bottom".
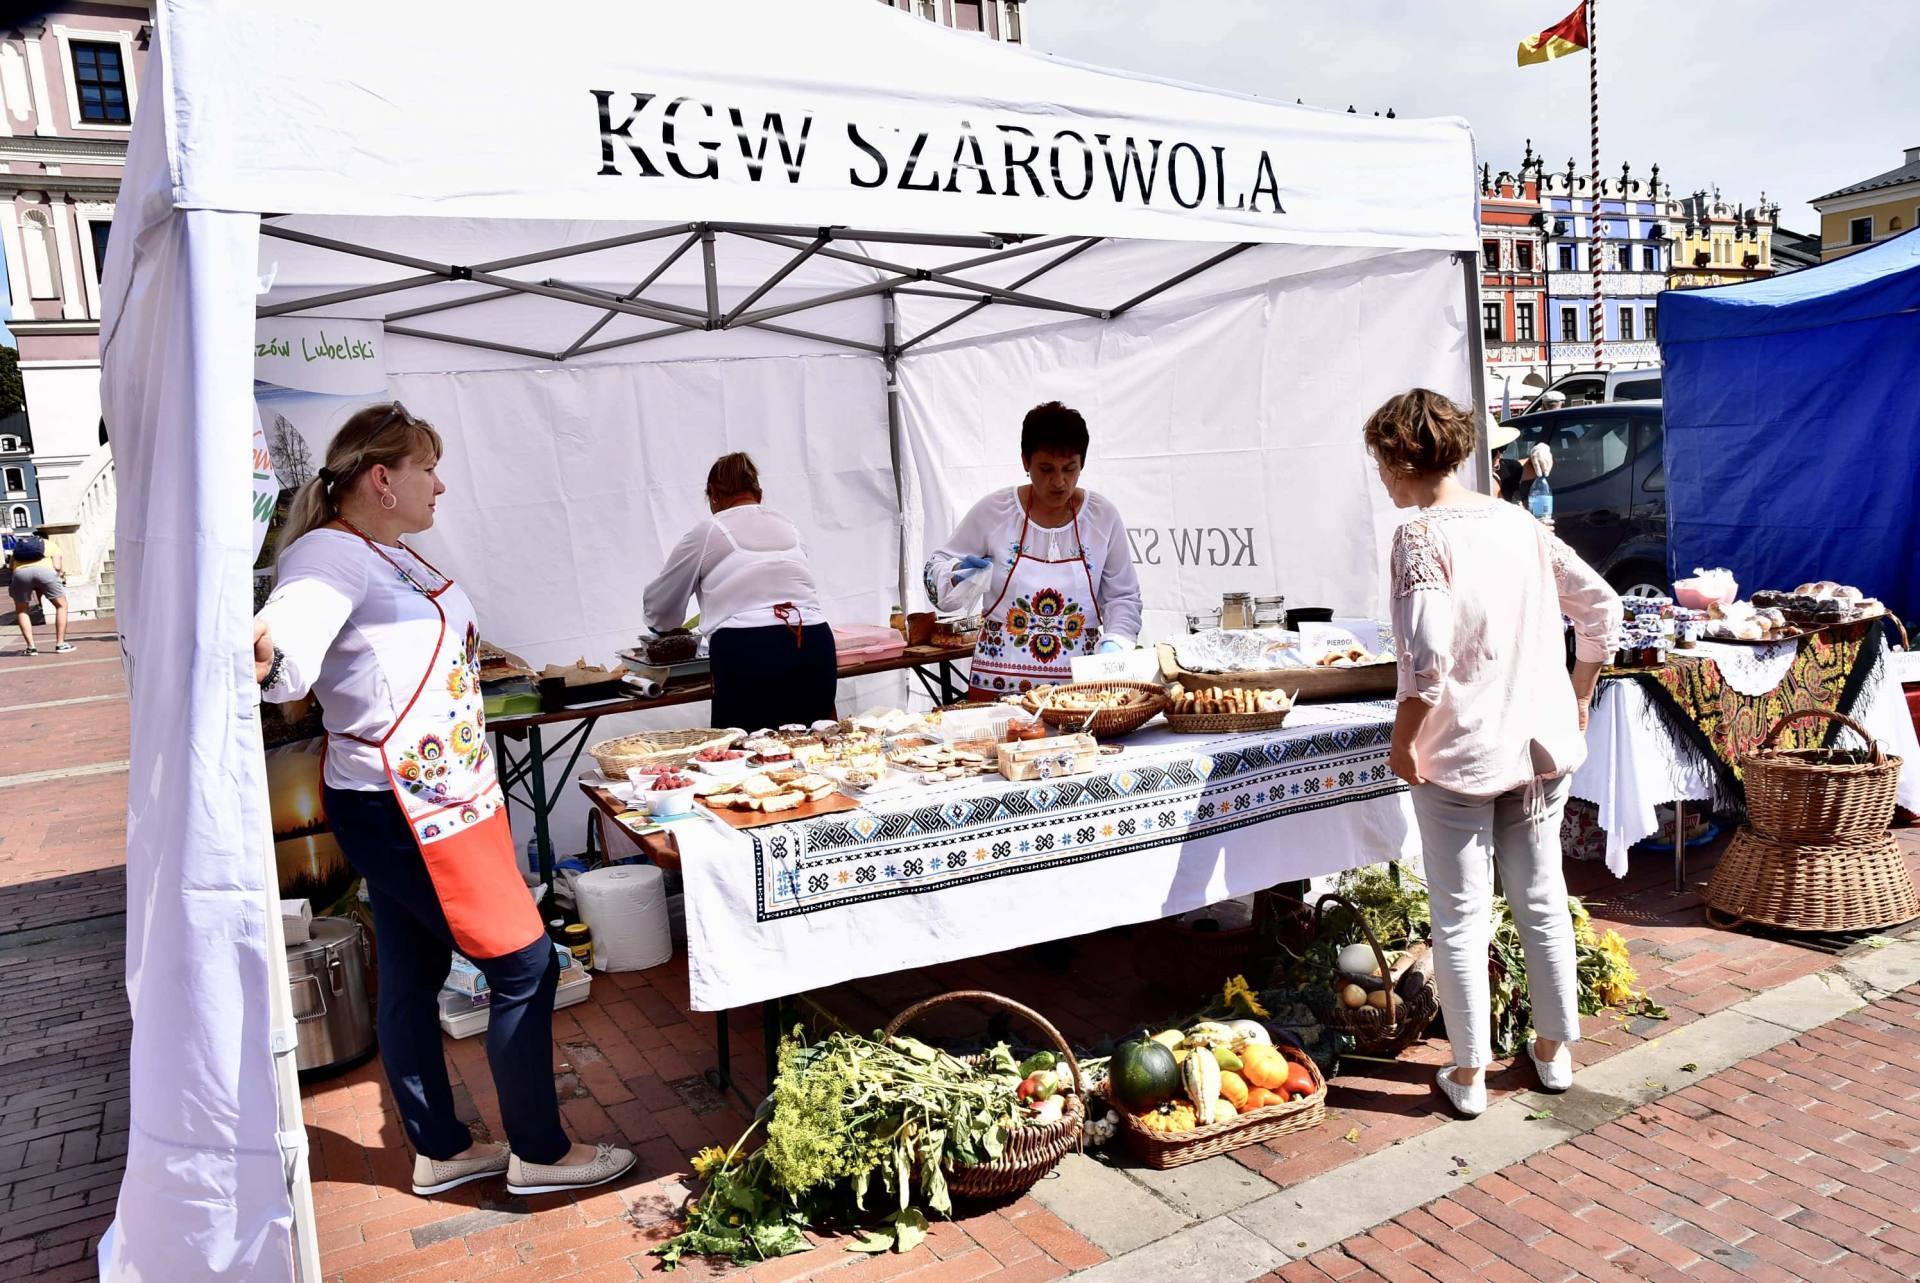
[
  {"left": 257, "top": 529, "right": 462, "bottom": 793},
  {"left": 923, "top": 488, "right": 1144, "bottom": 647},
  {"left": 1391, "top": 500, "right": 1622, "bottom": 798},
  {"left": 643, "top": 504, "right": 826, "bottom": 636}
]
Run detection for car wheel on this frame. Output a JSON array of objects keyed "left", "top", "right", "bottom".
[{"left": 1608, "top": 563, "right": 1668, "bottom": 600}]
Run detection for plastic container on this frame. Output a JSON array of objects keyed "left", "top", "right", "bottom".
[
  {"left": 439, "top": 968, "right": 592, "bottom": 1039},
  {"left": 1528, "top": 477, "right": 1554, "bottom": 520}
]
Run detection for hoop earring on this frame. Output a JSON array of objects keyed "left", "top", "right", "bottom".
[{"left": 379, "top": 492, "right": 397, "bottom": 511}]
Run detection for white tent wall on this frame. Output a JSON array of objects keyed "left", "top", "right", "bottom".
[{"left": 896, "top": 248, "right": 1476, "bottom": 637}]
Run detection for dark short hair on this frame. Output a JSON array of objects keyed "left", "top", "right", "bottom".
[
  {"left": 1020, "top": 401, "right": 1089, "bottom": 462},
  {"left": 705, "top": 451, "right": 762, "bottom": 503},
  {"left": 1362, "top": 389, "right": 1478, "bottom": 478}
]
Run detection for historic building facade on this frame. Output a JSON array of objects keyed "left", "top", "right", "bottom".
[
  {"left": 1539, "top": 158, "right": 1675, "bottom": 372},
  {"left": 1811, "top": 145, "right": 1920, "bottom": 262},
  {"left": 873, "top": 0, "right": 1029, "bottom": 42},
  {"left": 1478, "top": 149, "right": 1548, "bottom": 406},
  {"left": 1666, "top": 189, "right": 1782, "bottom": 290}
]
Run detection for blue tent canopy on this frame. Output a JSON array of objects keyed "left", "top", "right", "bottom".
[{"left": 1660, "top": 228, "right": 1920, "bottom": 622}]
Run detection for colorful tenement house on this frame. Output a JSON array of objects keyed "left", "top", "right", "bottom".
[
  {"left": 1477, "top": 147, "right": 1549, "bottom": 406},
  {"left": 1665, "top": 189, "right": 1782, "bottom": 290},
  {"left": 1539, "top": 157, "right": 1671, "bottom": 372},
  {"left": 873, "top": 0, "right": 1029, "bottom": 42}
]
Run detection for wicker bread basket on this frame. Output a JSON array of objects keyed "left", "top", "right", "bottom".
[
  {"left": 1027, "top": 681, "right": 1170, "bottom": 738},
  {"left": 1741, "top": 709, "right": 1903, "bottom": 844},
  {"left": 588, "top": 728, "right": 737, "bottom": 777},
  {"left": 881, "top": 990, "right": 1084, "bottom": 1200}
]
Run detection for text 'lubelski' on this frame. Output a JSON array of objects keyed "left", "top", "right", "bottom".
[{"left": 592, "top": 92, "right": 1286, "bottom": 214}]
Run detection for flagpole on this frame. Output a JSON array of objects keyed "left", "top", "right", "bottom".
[{"left": 1588, "top": 0, "right": 1604, "bottom": 369}]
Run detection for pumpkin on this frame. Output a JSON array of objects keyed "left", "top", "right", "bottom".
[
  {"left": 1110, "top": 1035, "right": 1183, "bottom": 1112},
  {"left": 1239, "top": 1043, "right": 1288, "bottom": 1090},
  {"left": 1218, "top": 1070, "right": 1249, "bottom": 1110},
  {"left": 1212, "top": 1098, "right": 1237, "bottom": 1121},
  {"left": 1242, "top": 1087, "right": 1284, "bottom": 1111},
  {"left": 1140, "top": 1102, "right": 1196, "bottom": 1133}
]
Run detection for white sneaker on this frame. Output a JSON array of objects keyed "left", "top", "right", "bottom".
[
  {"left": 1529, "top": 1039, "right": 1574, "bottom": 1092},
  {"left": 52, "top": 642, "right": 75, "bottom": 653},
  {"left": 1435, "top": 1066, "right": 1488, "bottom": 1117},
  {"left": 411, "top": 1143, "right": 509, "bottom": 1196},
  {"left": 506, "top": 1142, "right": 637, "bottom": 1197}
]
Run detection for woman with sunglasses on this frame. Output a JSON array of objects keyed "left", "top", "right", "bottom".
[{"left": 253, "top": 403, "right": 635, "bottom": 1198}]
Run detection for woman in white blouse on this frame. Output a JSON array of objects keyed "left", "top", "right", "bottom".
[
  {"left": 924, "top": 401, "right": 1143, "bottom": 699},
  {"left": 253, "top": 404, "right": 634, "bottom": 1198},
  {"left": 643, "top": 452, "right": 835, "bottom": 730},
  {"left": 1364, "top": 389, "right": 1621, "bottom": 1118}
]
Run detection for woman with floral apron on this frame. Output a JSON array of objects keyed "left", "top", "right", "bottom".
[
  {"left": 256, "top": 404, "right": 634, "bottom": 1198},
  {"left": 924, "top": 402, "right": 1144, "bottom": 698}
]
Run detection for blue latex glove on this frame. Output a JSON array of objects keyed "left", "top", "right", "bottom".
[
  {"left": 952, "top": 555, "right": 993, "bottom": 582},
  {"left": 1096, "top": 638, "right": 1128, "bottom": 655}
]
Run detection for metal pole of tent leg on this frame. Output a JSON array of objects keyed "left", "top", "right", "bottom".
[
  {"left": 706, "top": 1010, "right": 732, "bottom": 1094},
  {"left": 884, "top": 293, "right": 912, "bottom": 630},
  {"left": 527, "top": 725, "right": 553, "bottom": 887},
  {"left": 764, "top": 999, "right": 783, "bottom": 1091},
  {"left": 1461, "top": 250, "right": 1494, "bottom": 494},
  {"left": 1674, "top": 802, "right": 1689, "bottom": 891}
]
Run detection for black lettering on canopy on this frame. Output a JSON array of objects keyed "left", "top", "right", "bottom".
[
  {"left": 944, "top": 122, "right": 996, "bottom": 195},
  {"left": 1250, "top": 151, "right": 1286, "bottom": 213},
  {"left": 997, "top": 125, "right": 1045, "bottom": 197},
  {"left": 1212, "top": 146, "right": 1246, "bottom": 211},
  {"left": 1097, "top": 135, "right": 1163, "bottom": 205},
  {"left": 728, "top": 108, "right": 815, "bottom": 182},
  {"left": 592, "top": 91, "right": 663, "bottom": 177},
  {"left": 1166, "top": 142, "right": 1207, "bottom": 210},
  {"left": 664, "top": 97, "right": 720, "bottom": 181},
  {"left": 1050, "top": 130, "right": 1094, "bottom": 201},
  {"left": 897, "top": 131, "right": 942, "bottom": 192},
  {"left": 848, "top": 123, "right": 889, "bottom": 189}
]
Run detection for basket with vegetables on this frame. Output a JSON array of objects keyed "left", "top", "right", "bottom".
[
  {"left": 1105, "top": 1018, "right": 1327, "bottom": 1169},
  {"left": 1311, "top": 891, "right": 1439, "bottom": 1056}
]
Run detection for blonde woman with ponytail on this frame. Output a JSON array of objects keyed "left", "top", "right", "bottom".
[{"left": 254, "top": 403, "right": 635, "bottom": 1199}]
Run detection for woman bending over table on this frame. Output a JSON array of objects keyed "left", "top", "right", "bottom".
[
  {"left": 254, "top": 403, "right": 635, "bottom": 1197},
  {"left": 1365, "top": 388, "right": 1621, "bottom": 1118},
  {"left": 644, "top": 451, "right": 836, "bottom": 731},
  {"left": 924, "top": 401, "right": 1142, "bottom": 699}
]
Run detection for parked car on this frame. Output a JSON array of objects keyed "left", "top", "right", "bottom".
[
  {"left": 1497, "top": 401, "right": 1668, "bottom": 599},
  {"left": 1510, "top": 366, "right": 1662, "bottom": 418}
]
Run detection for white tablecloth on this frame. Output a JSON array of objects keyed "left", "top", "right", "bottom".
[
  {"left": 1571, "top": 644, "right": 1920, "bottom": 876},
  {"left": 679, "top": 702, "right": 1417, "bottom": 1011}
]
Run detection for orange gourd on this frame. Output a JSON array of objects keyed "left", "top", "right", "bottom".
[
  {"left": 1242, "top": 1087, "right": 1283, "bottom": 1111},
  {"left": 1218, "top": 1070, "right": 1249, "bottom": 1110},
  {"left": 1140, "top": 1102, "right": 1196, "bottom": 1133},
  {"left": 1239, "top": 1043, "right": 1288, "bottom": 1090}
]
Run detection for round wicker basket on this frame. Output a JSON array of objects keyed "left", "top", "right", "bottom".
[
  {"left": 1741, "top": 709, "right": 1903, "bottom": 845},
  {"left": 1027, "top": 681, "right": 1169, "bottom": 738},
  {"left": 588, "top": 728, "right": 737, "bottom": 778}
]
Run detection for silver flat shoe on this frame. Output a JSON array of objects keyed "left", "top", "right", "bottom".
[
  {"left": 1529, "top": 1039, "right": 1574, "bottom": 1092},
  {"left": 506, "top": 1142, "right": 637, "bottom": 1197},
  {"left": 412, "top": 1142, "right": 509, "bottom": 1196},
  {"left": 1435, "top": 1066, "right": 1487, "bottom": 1117}
]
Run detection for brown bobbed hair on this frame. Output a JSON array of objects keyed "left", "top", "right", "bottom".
[
  {"left": 278, "top": 402, "right": 443, "bottom": 562},
  {"left": 705, "top": 452, "right": 762, "bottom": 505},
  {"left": 1361, "top": 388, "right": 1478, "bottom": 478}
]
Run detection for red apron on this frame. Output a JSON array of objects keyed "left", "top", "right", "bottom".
[
  {"left": 333, "top": 525, "right": 543, "bottom": 960},
  {"left": 967, "top": 500, "right": 1104, "bottom": 699}
]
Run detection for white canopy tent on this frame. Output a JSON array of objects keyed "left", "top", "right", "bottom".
[{"left": 98, "top": 3, "right": 1482, "bottom": 1278}]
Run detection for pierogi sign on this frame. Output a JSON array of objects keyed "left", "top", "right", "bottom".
[{"left": 590, "top": 91, "right": 1289, "bottom": 216}]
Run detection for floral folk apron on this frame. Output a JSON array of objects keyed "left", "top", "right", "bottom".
[
  {"left": 968, "top": 501, "right": 1104, "bottom": 698},
  {"left": 332, "top": 524, "right": 542, "bottom": 960}
]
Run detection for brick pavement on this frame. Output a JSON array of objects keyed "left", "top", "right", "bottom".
[{"left": 4, "top": 620, "right": 1919, "bottom": 1282}]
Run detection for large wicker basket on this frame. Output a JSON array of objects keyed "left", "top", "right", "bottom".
[
  {"left": 882, "top": 990, "right": 1084, "bottom": 1201},
  {"left": 1028, "top": 681, "right": 1170, "bottom": 738},
  {"left": 1118, "top": 1042, "right": 1327, "bottom": 1169},
  {"left": 1311, "top": 893, "right": 1438, "bottom": 1057},
  {"left": 588, "top": 728, "right": 737, "bottom": 777},
  {"left": 1705, "top": 830, "right": 1919, "bottom": 933},
  {"left": 1741, "top": 709, "right": 1903, "bottom": 844}
]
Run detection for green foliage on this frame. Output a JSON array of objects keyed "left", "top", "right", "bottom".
[{"left": 0, "top": 346, "right": 22, "bottom": 419}]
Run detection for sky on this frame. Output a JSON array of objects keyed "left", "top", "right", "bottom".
[{"left": 1033, "top": 0, "right": 1919, "bottom": 234}]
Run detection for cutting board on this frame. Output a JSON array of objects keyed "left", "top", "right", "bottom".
[{"left": 697, "top": 791, "right": 860, "bottom": 830}]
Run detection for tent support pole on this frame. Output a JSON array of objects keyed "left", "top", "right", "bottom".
[
  {"left": 559, "top": 233, "right": 705, "bottom": 357},
  {"left": 467, "top": 223, "right": 696, "bottom": 273},
  {"left": 466, "top": 270, "right": 692, "bottom": 328},
  {"left": 1461, "top": 250, "right": 1494, "bottom": 493},
  {"left": 708, "top": 221, "right": 1007, "bottom": 250},
  {"left": 1107, "top": 242, "right": 1256, "bottom": 316},
  {"left": 384, "top": 286, "right": 522, "bottom": 323},
  {"left": 883, "top": 291, "right": 913, "bottom": 639},
  {"left": 383, "top": 324, "right": 564, "bottom": 362},
  {"left": 701, "top": 226, "right": 721, "bottom": 328},
  {"left": 256, "top": 272, "right": 447, "bottom": 318},
  {"left": 732, "top": 274, "right": 914, "bottom": 328},
  {"left": 899, "top": 237, "right": 1102, "bottom": 352}
]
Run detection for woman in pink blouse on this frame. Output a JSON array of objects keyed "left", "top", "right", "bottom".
[{"left": 1364, "top": 389, "right": 1622, "bottom": 1117}]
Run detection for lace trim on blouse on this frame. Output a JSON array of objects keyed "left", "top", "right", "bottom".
[{"left": 1391, "top": 506, "right": 1496, "bottom": 599}]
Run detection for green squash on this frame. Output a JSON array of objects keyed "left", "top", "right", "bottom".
[{"left": 1109, "top": 1034, "right": 1182, "bottom": 1113}]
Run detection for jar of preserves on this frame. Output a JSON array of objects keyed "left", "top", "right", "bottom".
[{"left": 1220, "top": 593, "right": 1254, "bottom": 630}]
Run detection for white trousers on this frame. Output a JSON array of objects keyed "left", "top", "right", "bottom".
[{"left": 1411, "top": 776, "right": 1580, "bottom": 1069}]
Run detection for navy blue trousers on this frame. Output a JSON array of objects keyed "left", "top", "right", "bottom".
[
  {"left": 324, "top": 786, "right": 569, "bottom": 1164},
  {"left": 708, "top": 621, "right": 837, "bottom": 731}
]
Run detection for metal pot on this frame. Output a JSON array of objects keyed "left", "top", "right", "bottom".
[{"left": 287, "top": 916, "right": 375, "bottom": 1075}]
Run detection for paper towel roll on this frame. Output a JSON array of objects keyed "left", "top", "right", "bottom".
[{"left": 573, "top": 864, "right": 673, "bottom": 972}]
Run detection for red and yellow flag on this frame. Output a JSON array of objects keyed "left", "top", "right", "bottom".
[{"left": 1517, "top": 3, "right": 1590, "bottom": 66}]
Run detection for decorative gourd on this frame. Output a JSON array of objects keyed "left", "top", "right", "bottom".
[
  {"left": 1182, "top": 1044, "right": 1223, "bottom": 1124},
  {"left": 1239, "top": 1043, "right": 1288, "bottom": 1091},
  {"left": 1337, "top": 942, "right": 1382, "bottom": 976},
  {"left": 1110, "top": 1035, "right": 1182, "bottom": 1113},
  {"left": 1210, "top": 1044, "right": 1244, "bottom": 1074},
  {"left": 1213, "top": 1098, "right": 1238, "bottom": 1121},
  {"left": 1242, "top": 1086, "right": 1283, "bottom": 1111},
  {"left": 1227, "top": 1019, "right": 1272, "bottom": 1050},
  {"left": 1218, "top": 1070, "right": 1249, "bottom": 1110},
  {"left": 1140, "top": 1102, "right": 1196, "bottom": 1133},
  {"left": 1184, "top": 1021, "right": 1237, "bottom": 1049}
]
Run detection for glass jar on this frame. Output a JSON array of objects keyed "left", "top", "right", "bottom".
[
  {"left": 1220, "top": 592, "right": 1254, "bottom": 630},
  {"left": 1253, "top": 595, "right": 1287, "bottom": 628},
  {"left": 1186, "top": 609, "right": 1222, "bottom": 633},
  {"left": 562, "top": 922, "right": 593, "bottom": 965}
]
